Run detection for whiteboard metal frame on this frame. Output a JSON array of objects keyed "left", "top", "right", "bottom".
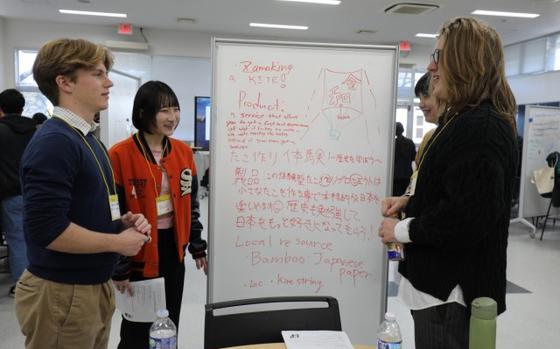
[
  {"left": 511, "top": 108, "right": 536, "bottom": 237},
  {"left": 513, "top": 105, "right": 560, "bottom": 237},
  {"left": 207, "top": 37, "right": 399, "bottom": 327}
]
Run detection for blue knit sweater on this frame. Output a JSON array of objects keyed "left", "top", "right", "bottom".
[{"left": 21, "top": 118, "right": 121, "bottom": 284}]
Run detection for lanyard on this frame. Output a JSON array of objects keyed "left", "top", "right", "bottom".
[
  {"left": 135, "top": 132, "right": 168, "bottom": 196},
  {"left": 54, "top": 117, "right": 117, "bottom": 197}
]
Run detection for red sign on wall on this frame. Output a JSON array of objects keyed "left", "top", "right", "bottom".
[{"left": 118, "top": 23, "right": 133, "bottom": 35}]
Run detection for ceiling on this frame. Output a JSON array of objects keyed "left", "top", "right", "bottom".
[{"left": 1, "top": 0, "right": 560, "bottom": 47}]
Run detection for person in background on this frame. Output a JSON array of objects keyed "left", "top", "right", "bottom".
[
  {"left": 31, "top": 112, "right": 48, "bottom": 128},
  {"left": 92, "top": 111, "right": 101, "bottom": 138},
  {"left": 0, "top": 88, "right": 35, "bottom": 297},
  {"left": 392, "top": 121, "right": 416, "bottom": 196},
  {"left": 379, "top": 17, "right": 518, "bottom": 349},
  {"left": 15, "top": 38, "right": 151, "bottom": 349},
  {"left": 109, "top": 80, "right": 208, "bottom": 349}
]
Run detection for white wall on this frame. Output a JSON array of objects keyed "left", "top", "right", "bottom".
[
  {"left": 1, "top": 18, "right": 214, "bottom": 142},
  {"left": 509, "top": 70, "right": 560, "bottom": 105},
  {"left": 2, "top": 18, "right": 437, "bottom": 87},
  {"left": 1, "top": 18, "right": 213, "bottom": 88},
  {"left": 400, "top": 42, "right": 432, "bottom": 71},
  {"left": 399, "top": 40, "right": 560, "bottom": 106},
  {"left": 142, "top": 28, "right": 212, "bottom": 58},
  {"left": 151, "top": 56, "right": 211, "bottom": 141}
]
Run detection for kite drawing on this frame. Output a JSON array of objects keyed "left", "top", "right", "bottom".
[{"left": 302, "top": 68, "right": 377, "bottom": 145}]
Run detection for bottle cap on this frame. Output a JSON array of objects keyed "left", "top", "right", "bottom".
[
  {"left": 156, "top": 309, "right": 169, "bottom": 318},
  {"left": 471, "top": 297, "right": 497, "bottom": 320},
  {"left": 385, "top": 312, "right": 396, "bottom": 321}
]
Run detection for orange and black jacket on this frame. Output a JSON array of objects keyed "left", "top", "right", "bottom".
[{"left": 109, "top": 132, "right": 206, "bottom": 280}]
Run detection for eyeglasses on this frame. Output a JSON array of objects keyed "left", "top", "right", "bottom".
[{"left": 430, "top": 49, "right": 441, "bottom": 65}]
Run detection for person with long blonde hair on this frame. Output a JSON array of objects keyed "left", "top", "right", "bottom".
[{"left": 379, "top": 17, "right": 518, "bottom": 348}]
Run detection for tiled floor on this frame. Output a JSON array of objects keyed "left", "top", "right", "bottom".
[{"left": 1, "top": 198, "right": 559, "bottom": 348}]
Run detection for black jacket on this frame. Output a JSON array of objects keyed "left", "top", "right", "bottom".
[
  {"left": 0, "top": 114, "right": 36, "bottom": 198},
  {"left": 394, "top": 135, "right": 416, "bottom": 179},
  {"left": 399, "top": 102, "right": 518, "bottom": 315}
]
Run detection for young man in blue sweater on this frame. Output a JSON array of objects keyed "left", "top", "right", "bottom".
[{"left": 15, "top": 38, "right": 152, "bottom": 349}]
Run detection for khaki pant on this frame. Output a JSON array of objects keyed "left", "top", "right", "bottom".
[{"left": 15, "top": 270, "right": 115, "bottom": 349}]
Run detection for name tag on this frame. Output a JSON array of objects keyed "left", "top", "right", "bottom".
[
  {"left": 405, "top": 170, "right": 418, "bottom": 197},
  {"left": 156, "top": 194, "right": 174, "bottom": 216},
  {"left": 108, "top": 194, "right": 121, "bottom": 221}
]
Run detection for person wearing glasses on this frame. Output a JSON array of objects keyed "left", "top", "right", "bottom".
[
  {"left": 379, "top": 17, "right": 518, "bottom": 349},
  {"left": 109, "top": 81, "right": 208, "bottom": 349},
  {"left": 16, "top": 38, "right": 151, "bottom": 349}
]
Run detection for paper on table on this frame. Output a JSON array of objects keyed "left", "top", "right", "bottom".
[
  {"left": 114, "top": 277, "right": 166, "bottom": 322},
  {"left": 282, "top": 330, "right": 354, "bottom": 349}
]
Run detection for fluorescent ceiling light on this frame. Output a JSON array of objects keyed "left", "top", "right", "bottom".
[
  {"left": 59, "top": 9, "right": 127, "bottom": 18},
  {"left": 416, "top": 33, "right": 438, "bottom": 38},
  {"left": 472, "top": 10, "right": 539, "bottom": 18},
  {"left": 277, "top": 0, "right": 341, "bottom": 5},
  {"left": 250, "top": 23, "right": 308, "bottom": 30}
]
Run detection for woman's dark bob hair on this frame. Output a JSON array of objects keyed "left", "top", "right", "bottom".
[{"left": 132, "top": 80, "right": 180, "bottom": 133}]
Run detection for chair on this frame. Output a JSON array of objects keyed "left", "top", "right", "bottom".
[
  {"left": 538, "top": 151, "right": 560, "bottom": 240},
  {"left": 204, "top": 296, "right": 342, "bottom": 349}
]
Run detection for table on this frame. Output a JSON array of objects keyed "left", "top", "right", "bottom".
[{"left": 222, "top": 344, "right": 375, "bottom": 349}]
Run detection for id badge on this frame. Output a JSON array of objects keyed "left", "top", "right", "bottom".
[
  {"left": 405, "top": 170, "right": 418, "bottom": 197},
  {"left": 108, "top": 194, "right": 121, "bottom": 221},
  {"left": 156, "top": 194, "right": 174, "bottom": 216}
]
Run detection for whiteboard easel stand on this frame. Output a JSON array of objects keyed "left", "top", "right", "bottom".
[
  {"left": 511, "top": 150, "right": 537, "bottom": 238},
  {"left": 509, "top": 217, "right": 536, "bottom": 238}
]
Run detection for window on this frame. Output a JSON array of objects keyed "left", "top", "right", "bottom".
[
  {"left": 15, "top": 49, "right": 39, "bottom": 87},
  {"left": 395, "top": 106, "right": 408, "bottom": 133},
  {"left": 505, "top": 44, "right": 521, "bottom": 77},
  {"left": 521, "top": 38, "right": 547, "bottom": 74},
  {"left": 397, "top": 70, "right": 415, "bottom": 103},
  {"left": 546, "top": 34, "right": 560, "bottom": 71},
  {"left": 412, "top": 105, "right": 437, "bottom": 144},
  {"left": 398, "top": 71, "right": 413, "bottom": 89},
  {"left": 14, "top": 49, "right": 53, "bottom": 116},
  {"left": 505, "top": 31, "right": 560, "bottom": 76}
]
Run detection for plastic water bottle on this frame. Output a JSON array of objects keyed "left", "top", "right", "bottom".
[
  {"left": 149, "top": 309, "right": 177, "bottom": 349},
  {"left": 469, "top": 297, "right": 497, "bottom": 349},
  {"left": 386, "top": 213, "right": 404, "bottom": 261},
  {"left": 377, "top": 312, "right": 402, "bottom": 349},
  {"left": 387, "top": 242, "right": 405, "bottom": 261}
]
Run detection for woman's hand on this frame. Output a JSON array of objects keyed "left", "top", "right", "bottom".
[
  {"left": 378, "top": 218, "right": 399, "bottom": 243},
  {"left": 381, "top": 196, "right": 409, "bottom": 217},
  {"left": 195, "top": 256, "right": 208, "bottom": 275}
]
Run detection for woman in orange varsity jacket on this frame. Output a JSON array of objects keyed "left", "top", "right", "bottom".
[{"left": 109, "top": 81, "right": 207, "bottom": 349}]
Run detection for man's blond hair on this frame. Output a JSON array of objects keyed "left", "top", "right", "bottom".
[{"left": 33, "top": 38, "right": 113, "bottom": 105}]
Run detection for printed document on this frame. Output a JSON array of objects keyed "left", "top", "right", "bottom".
[
  {"left": 282, "top": 330, "right": 354, "bottom": 349},
  {"left": 114, "top": 278, "right": 166, "bottom": 322}
]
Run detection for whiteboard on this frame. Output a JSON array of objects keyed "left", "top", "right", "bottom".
[
  {"left": 519, "top": 105, "right": 560, "bottom": 218},
  {"left": 208, "top": 38, "right": 398, "bottom": 344}
]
